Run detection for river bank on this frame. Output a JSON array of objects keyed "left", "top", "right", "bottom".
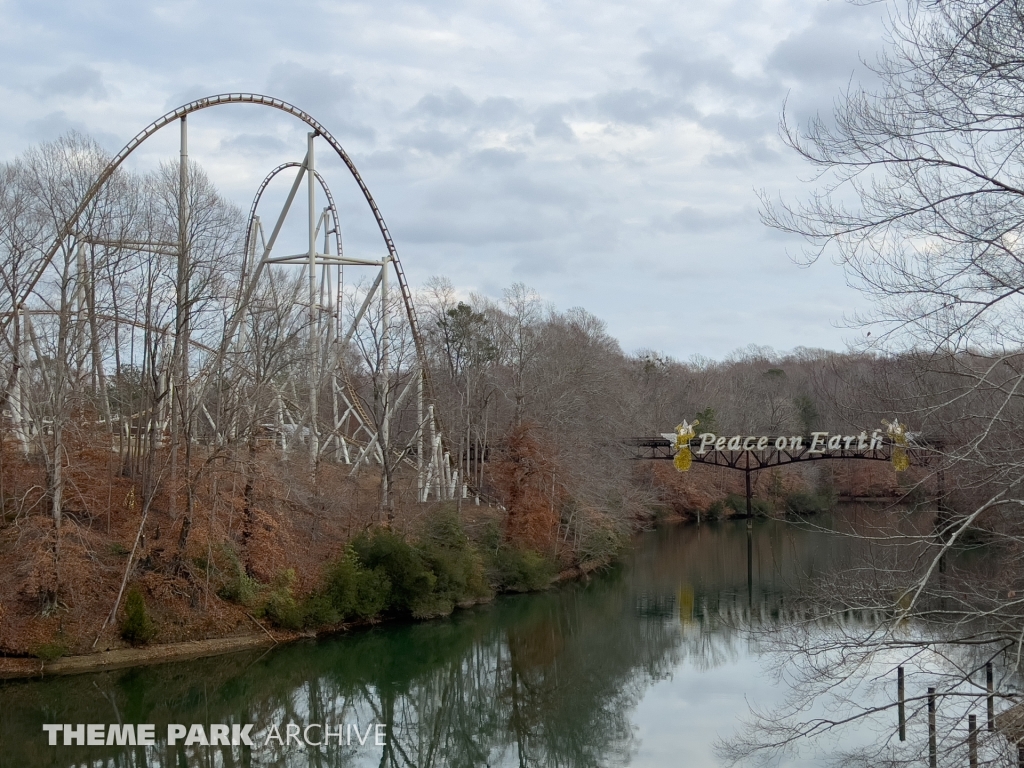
[
  {"left": 0, "top": 542, "right": 620, "bottom": 682},
  {"left": 1, "top": 516, "right": 897, "bottom": 768},
  {"left": 0, "top": 634, "right": 277, "bottom": 680},
  {"left": 0, "top": 443, "right": 915, "bottom": 674}
]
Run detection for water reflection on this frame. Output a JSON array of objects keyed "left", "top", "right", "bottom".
[{"left": 0, "top": 517, "right": 877, "bottom": 768}]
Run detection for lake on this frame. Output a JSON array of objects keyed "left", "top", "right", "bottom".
[{"left": 0, "top": 514, "right": 984, "bottom": 767}]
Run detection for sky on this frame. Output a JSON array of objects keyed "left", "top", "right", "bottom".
[{"left": 0, "top": 0, "right": 892, "bottom": 361}]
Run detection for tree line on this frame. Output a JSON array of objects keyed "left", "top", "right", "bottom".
[{"left": 0, "top": 108, "right": 1013, "bottom": 664}]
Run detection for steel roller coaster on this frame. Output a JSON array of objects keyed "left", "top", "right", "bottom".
[{"left": 3, "top": 93, "right": 460, "bottom": 504}]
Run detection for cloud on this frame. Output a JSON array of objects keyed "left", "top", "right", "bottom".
[
  {"left": 22, "top": 110, "right": 92, "bottom": 143},
  {"left": 407, "top": 89, "right": 524, "bottom": 138},
  {"left": 591, "top": 88, "right": 690, "bottom": 126},
  {"left": 465, "top": 147, "right": 525, "bottom": 169},
  {"left": 398, "top": 213, "right": 557, "bottom": 246},
  {"left": 219, "top": 133, "right": 289, "bottom": 155},
  {"left": 766, "top": 2, "right": 883, "bottom": 83},
  {"left": 477, "top": 96, "right": 520, "bottom": 125},
  {"left": 703, "top": 139, "right": 784, "bottom": 169},
  {"left": 39, "top": 66, "right": 108, "bottom": 99},
  {"left": 264, "top": 63, "right": 376, "bottom": 144},
  {"left": 0, "top": 0, "right": 887, "bottom": 359},
  {"left": 534, "top": 105, "right": 574, "bottom": 141},
  {"left": 361, "top": 149, "right": 414, "bottom": 172},
  {"left": 412, "top": 87, "right": 476, "bottom": 120},
  {"left": 398, "top": 128, "right": 463, "bottom": 157},
  {"left": 654, "top": 205, "right": 742, "bottom": 234},
  {"left": 640, "top": 47, "right": 778, "bottom": 105}
]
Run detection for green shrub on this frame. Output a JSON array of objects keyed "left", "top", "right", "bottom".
[
  {"left": 420, "top": 507, "right": 469, "bottom": 549},
  {"left": 476, "top": 517, "right": 553, "bottom": 591},
  {"left": 120, "top": 587, "right": 155, "bottom": 645},
  {"left": 578, "top": 524, "right": 625, "bottom": 565},
  {"left": 264, "top": 569, "right": 303, "bottom": 629},
  {"left": 217, "top": 545, "right": 262, "bottom": 607},
  {"left": 301, "top": 592, "right": 338, "bottom": 627},
  {"left": 705, "top": 500, "right": 726, "bottom": 520},
  {"left": 416, "top": 510, "right": 490, "bottom": 615},
  {"left": 478, "top": 519, "right": 504, "bottom": 552},
  {"left": 301, "top": 513, "right": 548, "bottom": 627},
  {"left": 724, "top": 494, "right": 773, "bottom": 517},
  {"left": 216, "top": 546, "right": 307, "bottom": 629},
  {"left": 487, "top": 546, "right": 554, "bottom": 592},
  {"left": 352, "top": 528, "right": 435, "bottom": 612},
  {"left": 353, "top": 566, "right": 391, "bottom": 617},
  {"left": 32, "top": 641, "right": 70, "bottom": 661},
  {"left": 319, "top": 546, "right": 391, "bottom": 621}
]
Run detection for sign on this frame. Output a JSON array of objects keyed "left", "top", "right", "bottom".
[
  {"left": 659, "top": 430, "right": 886, "bottom": 455},
  {"left": 660, "top": 419, "right": 912, "bottom": 472}
]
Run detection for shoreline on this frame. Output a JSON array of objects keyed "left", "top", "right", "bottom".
[
  {"left": 0, "top": 634, "right": 279, "bottom": 681},
  {"left": 0, "top": 552, "right": 625, "bottom": 682},
  {"left": 3, "top": 514, "right": 760, "bottom": 683}
]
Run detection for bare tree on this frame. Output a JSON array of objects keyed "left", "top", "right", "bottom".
[
  {"left": 345, "top": 277, "right": 418, "bottom": 519},
  {"left": 493, "top": 282, "right": 544, "bottom": 427},
  {"left": 742, "top": 0, "right": 1024, "bottom": 763}
]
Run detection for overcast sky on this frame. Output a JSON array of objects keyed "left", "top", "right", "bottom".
[{"left": 0, "top": 0, "right": 891, "bottom": 360}]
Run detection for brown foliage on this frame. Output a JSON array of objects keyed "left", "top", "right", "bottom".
[
  {"left": 646, "top": 457, "right": 927, "bottom": 519},
  {"left": 488, "top": 422, "right": 563, "bottom": 551},
  {"left": 0, "top": 429, "right": 433, "bottom": 656},
  {"left": 647, "top": 463, "right": 722, "bottom": 516}
]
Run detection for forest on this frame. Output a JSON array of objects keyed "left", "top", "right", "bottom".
[{"left": 0, "top": 130, "right": 950, "bottom": 661}]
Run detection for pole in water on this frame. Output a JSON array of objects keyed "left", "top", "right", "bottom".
[
  {"left": 969, "top": 714, "right": 977, "bottom": 768},
  {"left": 746, "top": 518, "right": 753, "bottom": 605},
  {"left": 928, "top": 687, "right": 936, "bottom": 768},
  {"left": 1018, "top": 741, "right": 1024, "bottom": 768},
  {"left": 898, "top": 666, "right": 905, "bottom": 741},
  {"left": 988, "top": 661, "right": 995, "bottom": 732},
  {"left": 745, "top": 469, "right": 752, "bottom": 517}
]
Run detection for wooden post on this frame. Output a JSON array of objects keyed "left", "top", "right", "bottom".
[
  {"left": 898, "top": 666, "right": 906, "bottom": 741},
  {"left": 969, "top": 714, "right": 977, "bottom": 768},
  {"left": 928, "top": 687, "right": 936, "bottom": 768},
  {"left": 987, "top": 662, "right": 995, "bottom": 732}
]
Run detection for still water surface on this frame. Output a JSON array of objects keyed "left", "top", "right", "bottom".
[{"left": 0, "top": 517, "right": 878, "bottom": 767}]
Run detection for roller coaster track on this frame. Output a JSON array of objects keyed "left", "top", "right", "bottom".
[
  {"left": 12, "top": 93, "right": 426, "bottom": 363},
  {"left": 8, "top": 92, "right": 456, "bottom": 494}
]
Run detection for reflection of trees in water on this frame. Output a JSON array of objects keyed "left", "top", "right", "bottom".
[
  {"left": 1, "top": 518, "right": 875, "bottom": 768},
  {"left": 0, "top": 581, "right": 681, "bottom": 767},
  {"left": 631, "top": 517, "right": 868, "bottom": 675},
  {"left": 719, "top": 512, "right": 1024, "bottom": 767},
  {"left": 721, "top": 621, "right": 1024, "bottom": 767}
]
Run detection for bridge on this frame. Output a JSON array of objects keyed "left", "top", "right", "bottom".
[{"left": 626, "top": 428, "right": 943, "bottom": 516}]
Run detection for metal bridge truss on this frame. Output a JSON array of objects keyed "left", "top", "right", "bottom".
[
  {"left": 626, "top": 436, "right": 935, "bottom": 470},
  {"left": 627, "top": 436, "right": 942, "bottom": 515}
]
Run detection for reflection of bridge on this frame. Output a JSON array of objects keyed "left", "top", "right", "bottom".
[{"left": 635, "top": 590, "right": 889, "bottom": 630}]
